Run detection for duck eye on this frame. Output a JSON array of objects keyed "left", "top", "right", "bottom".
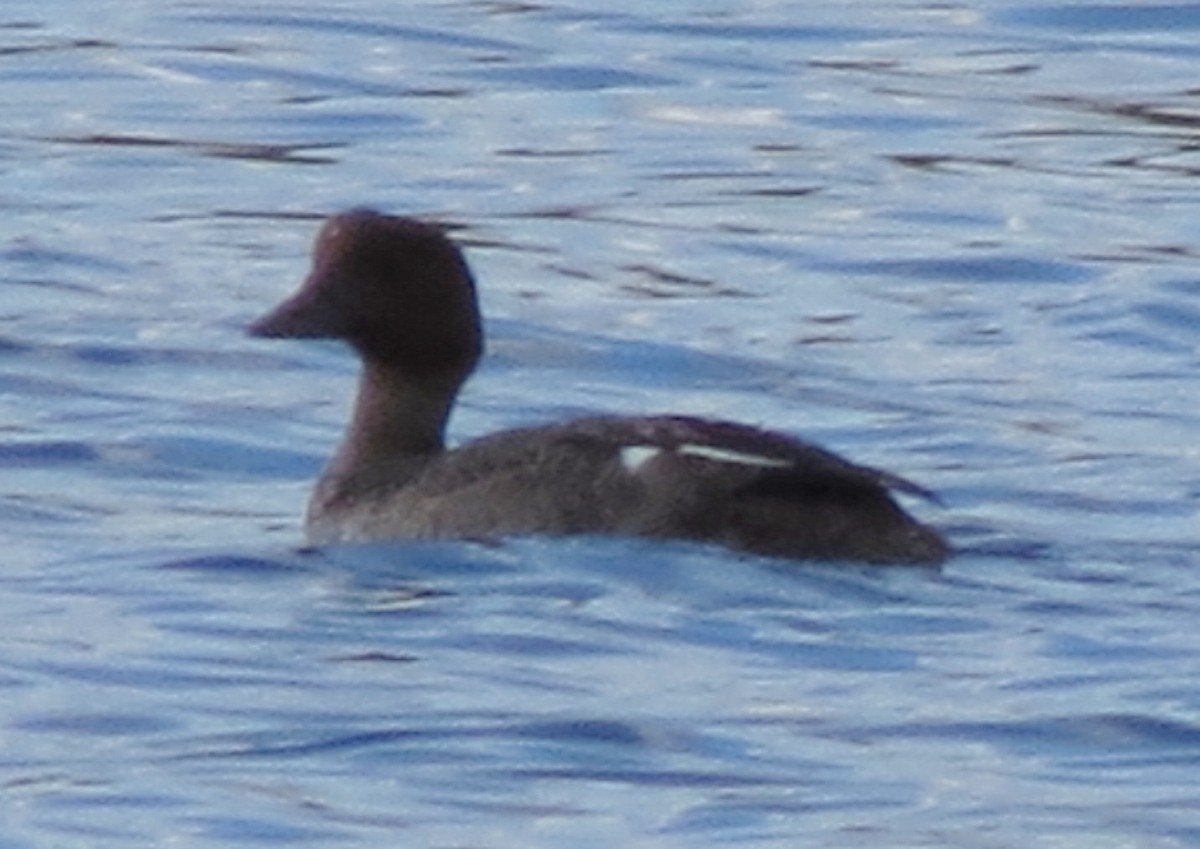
[{"left": 318, "top": 222, "right": 344, "bottom": 252}]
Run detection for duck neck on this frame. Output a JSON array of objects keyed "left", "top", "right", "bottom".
[{"left": 315, "top": 359, "right": 463, "bottom": 509}]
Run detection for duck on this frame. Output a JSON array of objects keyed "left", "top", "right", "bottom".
[{"left": 249, "top": 209, "right": 950, "bottom": 565}]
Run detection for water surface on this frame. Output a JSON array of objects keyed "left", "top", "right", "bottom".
[{"left": 1, "top": 1, "right": 1199, "bottom": 846}]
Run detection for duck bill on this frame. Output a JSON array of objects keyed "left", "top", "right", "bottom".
[{"left": 248, "top": 283, "right": 343, "bottom": 339}]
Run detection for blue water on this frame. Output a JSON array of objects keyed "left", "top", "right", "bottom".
[{"left": 2, "top": 1, "right": 1199, "bottom": 846}]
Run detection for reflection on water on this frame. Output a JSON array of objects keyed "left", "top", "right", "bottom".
[{"left": 1, "top": 1, "right": 1199, "bottom": 846}]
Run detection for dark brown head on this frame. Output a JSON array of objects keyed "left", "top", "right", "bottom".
[{"left": 250, "top": 210, "right": 483, "bottom": 380}]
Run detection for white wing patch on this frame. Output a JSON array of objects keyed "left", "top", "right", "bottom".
[
  {"left": 620, "top": 442, "right": 793, "bottom": 475},
  {"left": 677, "top": 443, "right": 794, "bottom": 469},
  {"left": 620, "top": 445, "right": 662, "bottom": 473}
]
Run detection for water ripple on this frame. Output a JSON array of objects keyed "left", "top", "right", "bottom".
[{"left": 2, "top": 1, "right": 1199, "bottom": 847}]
